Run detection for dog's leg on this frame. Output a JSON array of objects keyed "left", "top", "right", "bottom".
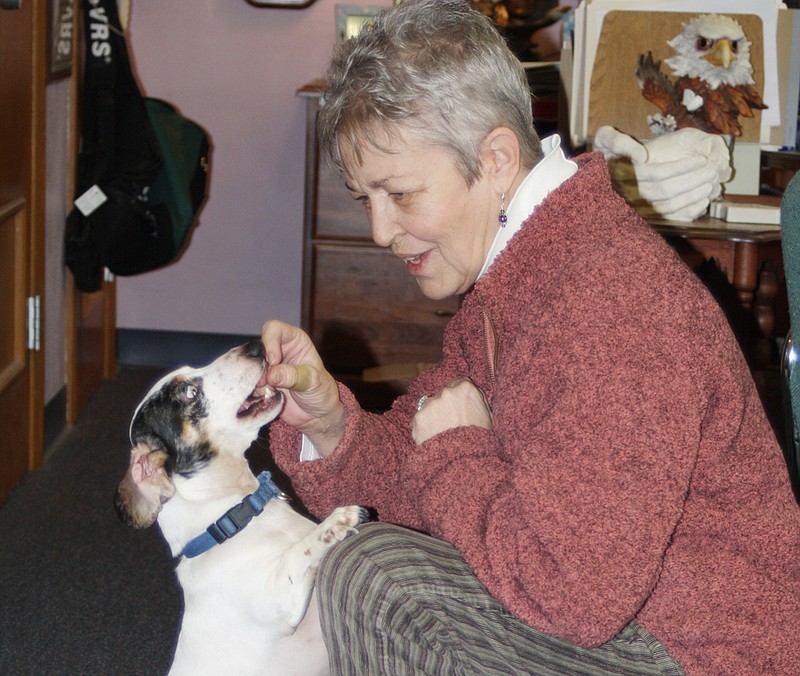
[{"left": 281, "top": 505, "right": 369, "bottom": 629}]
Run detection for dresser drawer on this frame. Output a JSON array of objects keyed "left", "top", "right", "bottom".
[
  {"left": 310, "top": 243, "right": 459, "bottom": 375},
  {"left": 316, "top": 158, "right": 371, "bottom": 241}
]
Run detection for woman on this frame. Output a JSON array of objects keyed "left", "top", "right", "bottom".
[{"left": 260, "top": 0, "right": 800, "bottom": 672}]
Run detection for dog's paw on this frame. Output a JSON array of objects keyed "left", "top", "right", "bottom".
[{"left": 317, "top": 505, "right": 371, "bottom": 545}]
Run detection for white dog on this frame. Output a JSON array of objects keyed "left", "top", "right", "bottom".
[{"left": 114, "top": 340, "right": 367, "bottom": 676}]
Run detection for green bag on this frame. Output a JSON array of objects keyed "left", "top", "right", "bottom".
[
  {"left": 65, "top": 0, "right": 210, "bottom": 291},
  {"left": 144, "top": 98, "right": 210, "bottom": 256}
]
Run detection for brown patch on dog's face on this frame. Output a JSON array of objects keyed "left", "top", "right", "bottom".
[{"left": 179, "top": 418, "right": 204, "bottom": 450}]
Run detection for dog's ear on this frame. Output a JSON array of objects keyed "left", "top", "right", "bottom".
[{"left": 114, "top": 443, "right": 176, "bottom": 528}]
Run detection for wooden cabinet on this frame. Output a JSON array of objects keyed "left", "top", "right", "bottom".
[{"left": 298, "top": 82, "right": 459, "bottom": 409}]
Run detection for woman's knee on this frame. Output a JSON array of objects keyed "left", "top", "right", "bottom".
[
  {"left": 315, "top": 521, "right": 416, "bottom": 632},
  {"left": 316, "top": 521, "right": 474, "bottom": 607},
  {"left": 316, "top": 521, "right": 409, "bottom": 594}
]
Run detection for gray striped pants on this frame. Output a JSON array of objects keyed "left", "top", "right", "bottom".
[{"left": 316, "top": 522, "right": 684, "bottom": 675}]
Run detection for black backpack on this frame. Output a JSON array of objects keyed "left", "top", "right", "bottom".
[{"left": 65, "top": 0, "right": 210, "bottom": 292}]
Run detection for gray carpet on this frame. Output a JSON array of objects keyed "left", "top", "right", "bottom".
[{"left": 0, "top": 367, "right": 182, "bottom": 676}]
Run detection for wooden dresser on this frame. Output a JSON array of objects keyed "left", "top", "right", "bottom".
[{"left": 298, "top": 82, "right": 460, "bottom": 410}]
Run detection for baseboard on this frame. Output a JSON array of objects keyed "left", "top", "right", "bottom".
[
  {"left": 44, "top": 386, "right": 67, "bottom": 455},
  {"left": 116, "top": 329, "right": 259, "bottom": 369}
]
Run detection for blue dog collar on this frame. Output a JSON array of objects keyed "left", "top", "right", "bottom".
[{"left": 181, "top": 471, "right": 286, "bottom": 559}]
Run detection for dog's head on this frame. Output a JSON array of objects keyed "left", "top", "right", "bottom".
[{"left": 114, "top": 340, "right": 283, "bottom": 529}]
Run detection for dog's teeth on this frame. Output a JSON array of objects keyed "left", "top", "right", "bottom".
[{"left": 253, "top": 386, "right": 267, "bottom": 398}]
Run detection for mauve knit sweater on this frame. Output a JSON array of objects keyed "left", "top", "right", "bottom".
[{"left": 271, "top": 153, "right": 800, "bottom": 673}]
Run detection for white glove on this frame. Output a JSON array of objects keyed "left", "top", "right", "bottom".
[{"left": 593, "top": 126, "right": 732, "bottom": 222}]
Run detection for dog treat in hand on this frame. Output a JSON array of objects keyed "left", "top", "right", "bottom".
[{"left": 292, "top": 364, "right": 312, "bottom": 392}]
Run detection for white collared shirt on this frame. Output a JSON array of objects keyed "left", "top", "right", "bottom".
[
  {"left": 478, "top": 134, "right": 577, "bottom": 280},
  {"left": 300, "top": 135, "right": 577, "bottom": 462}
]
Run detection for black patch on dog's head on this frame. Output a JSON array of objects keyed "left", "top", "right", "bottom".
[{"left": 130, "top": 375, "right": 215, "bottom": 477}]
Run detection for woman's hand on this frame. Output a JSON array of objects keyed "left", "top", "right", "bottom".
[
  {"left": 412, "top": 377, "right": 492, "bottom": 445},
  {"left": 260, "top": 320, "right": 345, "bottom": 457}
]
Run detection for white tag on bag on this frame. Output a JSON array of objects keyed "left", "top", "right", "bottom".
[{"left": 74, "top": 184, "right": 108, "bottom": 217}]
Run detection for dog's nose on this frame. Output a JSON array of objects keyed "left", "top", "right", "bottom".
[{"left": 244, "top": 340, "right": 265, "bottom": 360}]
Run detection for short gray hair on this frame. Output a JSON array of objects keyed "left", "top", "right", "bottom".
[{"left": 318, "top": 0, "right": 543, "bottom": 186}]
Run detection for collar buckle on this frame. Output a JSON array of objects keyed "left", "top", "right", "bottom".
[
  {"left": 181, "top": 471, "right": 284, "bottom": 558},
  {"left": 206, "top": 500, "right": 258, "bottom": 544}
]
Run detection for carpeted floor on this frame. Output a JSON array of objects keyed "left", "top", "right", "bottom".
[{"left": 0, "top": 367, "right": 182, "bottom": 676}]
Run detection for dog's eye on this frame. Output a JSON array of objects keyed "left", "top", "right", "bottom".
[{"left": 184, "top": 384, "right": 198, "bottom": 400}]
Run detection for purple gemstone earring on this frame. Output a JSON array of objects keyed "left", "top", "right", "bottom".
[{"left": 499, "top": 192, "right": 508, "bottom": 228}]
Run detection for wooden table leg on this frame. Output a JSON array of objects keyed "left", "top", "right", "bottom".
[
  {"left": 733, "top": 241, "right": 758, "bottom": 310},
  {"left": 734, "top": 241, "right": 778, "bottom": 368},
  {"left": 753, "top": 264, "right": 780, "bottom": 368}
]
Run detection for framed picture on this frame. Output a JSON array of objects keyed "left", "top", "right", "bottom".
[
  {"left": 587, "top": 11, "right": 765, "bottom": 144},
  {"left": 48, "top": 0, "right": 74, "bottom": 80},
  {"left": 246, "top": 0, "right": 317, "bottom": 6},
  {"left": 335, "top": 5, "right": 384, "bottom": 43}
]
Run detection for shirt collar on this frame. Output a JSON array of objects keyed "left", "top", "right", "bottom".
[{"left": 478, "top": 134, "right": 578, "bottom": 280}]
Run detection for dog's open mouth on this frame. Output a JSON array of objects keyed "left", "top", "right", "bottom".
[{"left": 237, "top": 383, "right": 282, "bottom": 418}]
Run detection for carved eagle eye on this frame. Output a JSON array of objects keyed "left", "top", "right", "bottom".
[{"left": 696, "top": 36, "right": 713, "bottom": 51}]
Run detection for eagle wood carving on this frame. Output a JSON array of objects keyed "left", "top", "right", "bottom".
[{"left": 636, "top": 13, "right": 767, "bottom": 137}]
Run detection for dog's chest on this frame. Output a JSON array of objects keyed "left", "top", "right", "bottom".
[
  {"left": 168, "top": 502, "right": 329, "bottom": 676},
  {"left": 174, "top": 500, "right": 317, "bottom": 590}
]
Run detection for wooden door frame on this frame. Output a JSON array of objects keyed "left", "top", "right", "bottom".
[
  {"left": 28, "top": 0, "right": 46, "bottom": 470},
  {"left": 64, "top": 0, "right": 116, "bottom": 426}
]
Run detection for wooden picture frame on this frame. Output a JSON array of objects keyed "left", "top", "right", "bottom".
[
  {"left": 336, "top": 5, "right": 383, "bottom": 43},
  {"left": 587, "top": 11, "right": 765, "bottom": 144},
  {"left": 246, "top": 0, "right": 317, "bottom": 6}
]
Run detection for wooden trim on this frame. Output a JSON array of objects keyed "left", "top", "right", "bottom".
[
  {"left": 299, "top": 87, "right": 322, "bottom": 332},
  {"left": 0, "top": 199, "right": 27, "bottom": 392},
  {"left": 65, "top": 272, "right": 78, "bottom": 425},
  {"left": 28, "top": 0, "right": 48, "bottom": 470},
  {"left": 65, "top": 0, "right": 81, "bottom": 425}
]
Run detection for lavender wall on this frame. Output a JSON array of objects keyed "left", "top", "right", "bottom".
[{"left": 118, "top": 0, "right": 390, "bottom": 335}]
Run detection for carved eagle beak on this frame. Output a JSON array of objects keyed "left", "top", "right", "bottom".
[{"left": 703, "top": 38, "right": 735, "bottom": 69}]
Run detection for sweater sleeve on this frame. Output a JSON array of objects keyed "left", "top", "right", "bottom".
[
  {"left": 268, "top": 311, "right": 476, "bottom": 527},
  {"left": 269, "top": 383, "right": 423, "bottom": 527}
]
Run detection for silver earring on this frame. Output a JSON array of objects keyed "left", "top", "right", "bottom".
[{"left": 499, "top": 192, "right": 507, "bottom": 228}]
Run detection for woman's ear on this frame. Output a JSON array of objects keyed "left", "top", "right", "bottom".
[{"left": 482, "top": 127, "right": 522, "bottom": 193}]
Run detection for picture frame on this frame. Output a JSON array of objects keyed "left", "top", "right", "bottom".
[
  {"left": 335, "top": 5, "right": 384, "bottom": 43},
  {"left": 246, "top": 0, "right": 317, "bottom": 7},
  {"left": 48, "top": 0, "right": 74, "bottom": 80},
  {"left": 587, "top": 11, "right": 765, "bottom": 144}
]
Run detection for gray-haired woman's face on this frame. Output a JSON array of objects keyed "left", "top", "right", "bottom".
[{"left": 340, "top": 129, "right": 500, "bottom": 300}]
